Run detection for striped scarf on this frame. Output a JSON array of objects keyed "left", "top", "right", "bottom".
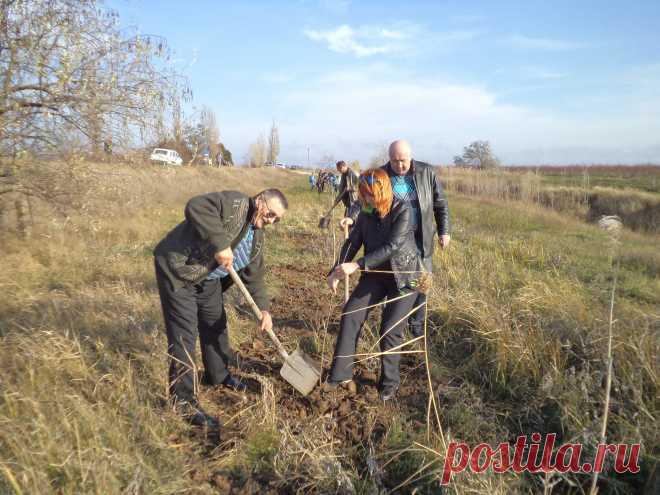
[{"left": 205, "top": 225, "right": 255, "bottom": 280}]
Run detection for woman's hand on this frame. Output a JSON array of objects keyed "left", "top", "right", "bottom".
[
  {"left": 335, "top": 262, "right": 360, "bottom": 277},
  {"left": 327, "top": 273, "right": 341, "bottom": 294},
  {"left": 327, "top": 263, "right": 359, "bottom": 294},
  {"left": 339, "top": 217, "right": 354, "bottom": 229}
]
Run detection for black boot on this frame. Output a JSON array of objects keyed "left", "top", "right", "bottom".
[
  {"left": 174, "top": 400, "right": 220, "bottom": 429},
  {"left": 408, "top": 324, "right": 424, "bottom": 338},
  {"left": 379, "top": 384, "right": 399, "bottom": 401},
  {"left": 222, "top": 374, "right": 247, "bottom": 392}
]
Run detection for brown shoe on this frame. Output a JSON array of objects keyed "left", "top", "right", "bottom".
[{"left": 323, "top": 379, "right": 353, "bottom": 392}]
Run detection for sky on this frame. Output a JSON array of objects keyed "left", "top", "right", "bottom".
[{"left": 108, "top": 0, "right": 660, "bottom": 166}]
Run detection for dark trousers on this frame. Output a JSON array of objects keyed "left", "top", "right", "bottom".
[
  {"left": 329, "top": 274, "right": 417, "bottom": 387},
  {"left": 155, "top": 262, "right": 232, "bottom": 404},
  {"left": 408, "top": 254, "right": 431, "bottom": 331},
  {"left": 408, "top": 292, "right": 427, "bottom": 330}
]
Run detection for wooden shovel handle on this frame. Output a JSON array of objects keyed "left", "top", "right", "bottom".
[
  {"left": 227, "top": 266, "right": 289, "bottom": 361},
  {"left": 344, "top": 223, "right": 350, "bottom": 303}
]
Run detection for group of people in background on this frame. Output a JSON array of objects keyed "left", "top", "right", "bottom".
[
  {"left": 154, "top": 139, "right": 450, "bottom": 430},
  {"left": 311, "top": 169, "right": 341, "bottom": 193}
]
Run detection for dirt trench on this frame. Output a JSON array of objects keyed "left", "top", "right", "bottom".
[{"left": 193, "top": 262, "right": 436, "bottom": 492}]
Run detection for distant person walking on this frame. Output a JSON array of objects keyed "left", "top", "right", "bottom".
[
  {"left": 317, "top": 171, "right": 325, "bottom": 193},
  {"left": 309, "top": 173, "right": 316, "bottom": 191},
  {"left": 153, "top": 189, "right": 288, "bottom": 429},
  {"left": 333, "top": 160, "right": 359, "bottom": 217},
  {"left": 331, "top": 174, "right": 339, "bottom": 193}
]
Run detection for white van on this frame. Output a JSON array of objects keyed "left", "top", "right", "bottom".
[{"left": 150, "top": 148, "right": 183, "bottom": 166}]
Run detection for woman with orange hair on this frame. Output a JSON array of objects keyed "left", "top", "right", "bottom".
[{"left": 326, "top": 168, "right": 421, "bottom": 401}]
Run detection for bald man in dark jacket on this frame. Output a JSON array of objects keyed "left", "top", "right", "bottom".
[{"left": 382, "top": 140, "right": 450, "bottom": 336}]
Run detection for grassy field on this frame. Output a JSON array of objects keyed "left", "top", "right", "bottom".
[
  {"left": 0, "top": 163, "right": 658, "bottom": 494},
  {"left": 505, "top": 165, "right": 660, "bottom": 194},
  {"left": 439, "top": 165, "right": 660, "bottom": 234}
]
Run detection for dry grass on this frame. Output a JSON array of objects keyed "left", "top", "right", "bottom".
[
  {"left": 439, "top": 166, "right": 660, "bottom": 233},
  {"left": 0, "top": 161, "right": 658, "bottom": 494}
]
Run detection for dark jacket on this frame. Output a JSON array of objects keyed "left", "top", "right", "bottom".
[
  {"left": 153, "top": 191, "right": 269, "bottom": 310},
  {"left": 337, "top": 168, "right": 359, "bottom": 208},
  {"left": 337, "top": 198, "right": 419, "bottom": 291},
  {"left": 381, "top": 160, "right": 450, "bottom": 261}
]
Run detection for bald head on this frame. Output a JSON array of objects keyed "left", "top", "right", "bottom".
[{"left": 388, "top": 140, "right": 412, "bottom": 175}]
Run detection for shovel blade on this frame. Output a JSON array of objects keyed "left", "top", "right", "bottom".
[
  {"left": 318, "top": 216, "right": 330, "bottom": 229},
  {"left": 280, "top": 349, "right": 321, "bottom": 396}
]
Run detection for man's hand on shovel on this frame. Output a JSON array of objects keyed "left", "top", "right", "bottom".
[
  {"left": 214, "top": 246, "right": 234, "bottom": 269},
  {"left": 260, "top": 311, "right": 273, "bottom": 332}
]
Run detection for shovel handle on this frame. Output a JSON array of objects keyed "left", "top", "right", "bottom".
[
  {"left": 326, "top": 193, "right": 344, "bottom": 216},
  {"left": 227, "top": 266, "right": 289, "bottom": 361},
  {"left": 343, "top": 223, "right": 349, "bottom": 303}
]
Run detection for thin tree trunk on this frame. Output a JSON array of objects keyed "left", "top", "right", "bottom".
[{"left": 15, "top": 195, "right": 32, "bottom": 238}]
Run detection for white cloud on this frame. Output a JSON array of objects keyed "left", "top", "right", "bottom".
[
  {"left": 380, "top": 29, "right": 408, "bottom": 40},
  {"left": 507, "top": 34, "right": 586, "bottom": 51},
  {"left": 304, "top": 24, "right": 480, "bottom": 58},
  {"left": 304, "top": 25, "right": 397, "bottom": 57}
]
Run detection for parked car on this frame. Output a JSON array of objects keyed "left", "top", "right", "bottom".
[{"left": 150, "top": 148, "right": 182, "bottom": 166}]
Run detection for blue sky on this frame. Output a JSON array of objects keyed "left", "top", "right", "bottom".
[{"left": 108, "top": 0, "right": 660, "bottom": 165}]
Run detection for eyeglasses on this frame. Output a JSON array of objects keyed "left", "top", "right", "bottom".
[{"left": 263, "top": 198, "right": 281, "bottom": 223}]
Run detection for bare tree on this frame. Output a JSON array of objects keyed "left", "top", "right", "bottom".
[
  {"left": 0, "top": 0, "right": 186, "bottom": 236},
  {"left": 218, "top": 142, "right": 233, "bottom": 166},
  {"left": 267, "top": 120, "right": 280, "bottom": 165},
  {"left": 368, "top": 143, "right": 389, "bottom": 168},
  {"left": 172, "top": 97, "right": 183, "bottom": 150},
  {"left": 457, "top": 140, "right": 500, "bottom": 169},
  {"left": 201, "top": 106, "right": 220, "bottom": 165},
  {"left": 249, "top": 135, "right": 266, "bottom": 168},
  {"left": 0, "top": 0, "right": 185, "bottom": 159},
  {"left": 183, "top": 121, "right": 204, "bottom": 165}
]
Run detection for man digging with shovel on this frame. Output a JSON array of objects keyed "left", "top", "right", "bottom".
[
  {"left": 154, "top": 189, "right": 287, "bottom": 430},
  {"left": 318, "top": 160, "right": 359, "bottom": 229},
  {"left": 335, "top": 160, "right": 359, "bottom": 218}
]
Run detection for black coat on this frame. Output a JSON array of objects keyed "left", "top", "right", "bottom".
[
  {"left": 153, "top": 191, "right": 269, "bottom": 310},
  {"left": 337, "top": 168, "right": 359, "bottom": 208},
  {"left": 380, "top": 160, "right": 450, "bottom": 262},
  {"left": 337, "top": 198, "right": 420, "bottom": 290}
]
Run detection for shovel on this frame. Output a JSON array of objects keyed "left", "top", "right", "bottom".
[
  {"left": 318, "top": 191, "right": 346, "bottom": 228},
  {"left": 318, "top": 204, "right": 336, "bottom": 229},
  {"left": 227, "top": 267, "right": 321, "bottom": 396}
]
